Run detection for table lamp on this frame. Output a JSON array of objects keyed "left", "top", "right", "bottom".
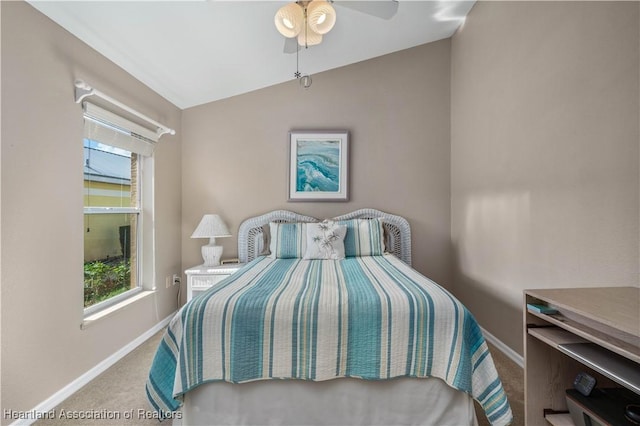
[{"left": 190, "top": 214, "right": 231, "bottom": 266}]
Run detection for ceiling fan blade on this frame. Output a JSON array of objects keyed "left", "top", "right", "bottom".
[
  {"left": 335, "top": 1, "right": 399, "bottom": 20},
  {"left": 283, "top": 37, "right": 300, "bottom": 54}
]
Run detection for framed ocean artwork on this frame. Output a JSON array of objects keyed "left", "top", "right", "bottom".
[{"left": 288, "top": 131, "right": 349, "bottom": 201}]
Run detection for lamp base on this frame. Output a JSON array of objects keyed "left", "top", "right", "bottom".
[{"left": 201, "top": 244, "right": 223, "bottom": 267}]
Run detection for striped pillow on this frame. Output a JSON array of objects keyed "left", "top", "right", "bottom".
[
  {"left": 268, "top": 222, "right": 308, "bottom": 258},
  {"left": 341, "top": 218, "right": 386, "bottom": 257}
]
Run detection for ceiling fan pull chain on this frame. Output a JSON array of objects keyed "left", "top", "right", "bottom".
[
  {"left": 295, "top": 46, "right": 301, "bottom": 79},
  {"left": 294, "top": 39, "right": 312, "bottom": 89},
  {"left": 304, "top": 5, "right": 309, "bottom": 49}
]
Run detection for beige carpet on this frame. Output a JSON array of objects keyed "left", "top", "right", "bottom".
[
  {"left": 35, "top": 331, "right": 164, "bottom": 426},
  {"left": 36, "top": 331, "right": 524, "bottom": 426}
]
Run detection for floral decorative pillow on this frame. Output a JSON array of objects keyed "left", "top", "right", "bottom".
[
  {"left": 268, "top": 222, "right": 308, "bottom": 258},
  {"left": 303, "top": 220, "right": 347, "bottom": 260},
  {"left": 340, "top": 218, "right": 386, "bottom": 257}
]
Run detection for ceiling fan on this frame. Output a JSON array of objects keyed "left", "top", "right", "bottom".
[{"left": 275, "top": 0, "right": 399, "bottom": 54}]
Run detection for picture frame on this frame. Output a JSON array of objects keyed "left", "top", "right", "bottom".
[{"left": 288, "top": 130, "right": 349, "bottom": 201}]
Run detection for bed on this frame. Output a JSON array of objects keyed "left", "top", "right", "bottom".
[{"left": 146, "top": 209, "right": 513, "bottom": 426}]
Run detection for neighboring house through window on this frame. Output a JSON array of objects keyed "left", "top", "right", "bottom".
[{"left": 82, "top": 102, "right": 156, "bottom": 315}]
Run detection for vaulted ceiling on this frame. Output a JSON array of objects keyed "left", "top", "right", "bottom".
[{"left": 29, "top": 1, "right": 475, "bottom": 109}]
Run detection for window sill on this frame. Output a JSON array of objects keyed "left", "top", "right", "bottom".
[{"left": 81, "top": 290, "right": 155, "bottom": 329}]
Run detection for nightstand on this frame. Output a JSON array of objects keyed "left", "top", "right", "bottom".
[{"left": 185, "top": 263, "right": 244, "bottom": 301}]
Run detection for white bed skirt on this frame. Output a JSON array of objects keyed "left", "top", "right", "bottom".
[{"left": 175, "top": 376, "right": 479, "bottom": 426}]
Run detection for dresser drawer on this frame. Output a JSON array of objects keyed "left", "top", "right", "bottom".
[
  {"left": 185, "top": 263, "right": 245, "bottom": 302},
  {"left": 191, "top": 274, "right": 229, "bottom": 289}
]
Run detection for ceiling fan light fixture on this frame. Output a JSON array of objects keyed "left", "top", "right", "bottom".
[
  {"left": 297, "top": 27, "right": 322, "bottom": 47},
  {"left": 275, "top": 3, "right": 304, "bottom": 38},
  {"left": 307, "top": 0, "right": 336, "bottom": 35}
]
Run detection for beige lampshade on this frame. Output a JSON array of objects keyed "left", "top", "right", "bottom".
[
  {"left": 190, "top": 214, "right": 231, "bottom": 239},
  {"left": 306, "top": 0, "right": 336, "bottom": 35},
  {"left": 274, "top": 3, "right": 304, "bottom": 38}
]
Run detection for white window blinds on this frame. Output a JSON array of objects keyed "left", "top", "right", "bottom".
[{"left": 83, "top": 102, "right": 158, "bottom": 157}]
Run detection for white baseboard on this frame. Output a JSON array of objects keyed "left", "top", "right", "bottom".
[
  {"left": 10, "top": 312, "right": 176, "bottom": 426},
  {"left": 480, "top": 326, "right": 524, "bottom": 369}
]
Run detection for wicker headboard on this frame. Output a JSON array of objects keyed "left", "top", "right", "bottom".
[{"left": 237, "top": 208, "right": 412, "bottom": 265}]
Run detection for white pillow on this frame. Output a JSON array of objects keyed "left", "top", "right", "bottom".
[{"left": 303, "top": 220, "right": 347, "bottom": 260}]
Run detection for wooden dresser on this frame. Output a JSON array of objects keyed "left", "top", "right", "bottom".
[{"left": 523, "top": 287, "right": 640, "bottom": 425}]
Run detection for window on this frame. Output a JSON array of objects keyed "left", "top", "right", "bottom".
[{"left": 82, "top": 103, "right": 156, "bottom": 315}]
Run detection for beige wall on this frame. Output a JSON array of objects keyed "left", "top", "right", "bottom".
[
  {"left": 181, "top": 40, "right": 453, "bottom": 300},
  {"left": 1, "top": 2, "right": 182, "bottom": 417},
  {"left": 4, "top": 0, "right": 638, "bottom": 415},
  {"left": 451, "top": 1, "right": 639, "bottom": 354}
]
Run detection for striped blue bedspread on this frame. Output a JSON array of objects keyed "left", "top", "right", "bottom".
[{"left": 146, "top": 255, "right": 513, "bottom": 425}]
